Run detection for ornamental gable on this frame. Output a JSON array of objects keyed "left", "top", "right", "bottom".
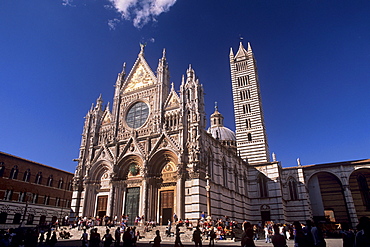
[{"left": 122, "top": 57, "right": 157, "bottom": 93}]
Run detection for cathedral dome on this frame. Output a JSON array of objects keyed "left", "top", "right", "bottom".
[
  {"left": 207, "top": 125, "right": 236, "bottom": 142},
  {"left": 207, "top": 104, "right": 236, "bottom": 144}
]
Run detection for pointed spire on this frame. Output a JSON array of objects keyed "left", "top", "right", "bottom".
[
  {"left": 214, "top": 102, "right": 218, "bottom": 112},
  {"left": 229, "top": 47, "right": 234, "bottom": 57},
  {"left": 171, "top": 82, "right": 175, "bottom": 91},
  {"left": 162, "top": 48, "right": 166, "bottom": 59},
  {"left": 105, "top": 102, "right": 110, "bottom": 111},
  {"left": 247, "top": 42, "right": 252, "bottom": 52},
  {"left": 95, "top": 94, "right": 103, "bottom": 110}
]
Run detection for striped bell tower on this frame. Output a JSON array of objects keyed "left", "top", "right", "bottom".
[{"left": 230, "top": 41, "right": 270, "bottom": 164}]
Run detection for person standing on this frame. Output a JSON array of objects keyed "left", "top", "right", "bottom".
[
  {"left": 209, "top": 227, "right": 216, "bottom": 247},
  {"left": 355, "top": 216, "right": 370, "bottom": 247},
  {"left": 80, "top": 229, "right": 88, "bottom": 247},
  {"left": 49, "top": 231, "right": 58, "bottom": 247},
  {"left": 114, "top": 227, "right": 121, "bottom": 247},
  {"left": 271, "top": 224, "right": 286, "bottom": 247},
  {"left": 241, "top": 222, "right": 255, "bottom": 247},
  {"left": 152, "top": 230, "right": 161, "bottom": 247},
  {"left": 122, "top": 228, "right": 132, "bottom": 247},
  {"left": 175, "top": 226, "right": 184, "bottom": 247},
  {"left": 293, "top": 221, "right": 309, "bottom": 247},
  {"left": 102, "top": 229, "right": 114, "bottom": 247},
  {"left": 193, "top": 226, "right": 202, "bottom": 247}
]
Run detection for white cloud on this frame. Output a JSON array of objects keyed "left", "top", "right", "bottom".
[
  {"left": 62, "top": 0, "right": 74, "bottom": 6},
  {"left": 109, "top": 0, "right": 177, "bottom": 28},
  {"left": 108, "top": 18, "right": 121, "bottom": 30}
]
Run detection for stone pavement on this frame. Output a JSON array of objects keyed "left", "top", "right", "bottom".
[{"left": 55, "top": 238, "right": 343, "bottom": 247}]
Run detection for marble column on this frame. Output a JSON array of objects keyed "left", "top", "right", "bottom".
[{"left": 342, "top": 184, "right": 359, "bottom": 228}]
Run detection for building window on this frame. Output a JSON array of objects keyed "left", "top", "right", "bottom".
[
  {"left": 247, "top": 133, "right": 252, "bottom": 141},
  {"left": 0, "top": 162, "right": 5, "bottom": 177},
  {"left": 223, "top": 163, "right": 228, "bottom": 188},
  {"left": 65, "top": 200, "right": 71, "bottom": 208},
  {"left": 68, "top": 181, "right": 73, "bottom": 191},
  {"left": 58, "top": 179, "right": 64, "bottom": 189},
  {"left": 244, "top": 176, "right": 248, "bottom": 196},
  {"left": 32, "top": 193, "right": 38, "bottom": 204},
  {"left": 13, "top": 213, "right": 22, "bottom": 224},
  {"left": 234, "top": 170, "right": 239, "bottom": 193},
  {"left": 47, "top": 175, "right": 53, "bottom": 187},
  {"left": 56, "top": 197, "right": 60, "bottom": 206},
  {"left": 44, "top": 196, "right": 50, "bottom": 205},
  {"left": 357, "top": 175, "right": 370, "bottom": 210},
  {"left": 246, "top": 119, "right": 251, "bottom": 128},
  {"left": 4, "top": 190, "right": 13, "bottom": 201},
  {"left": 288, "top": 178, "right": 298, "bottom": 201},
  {"left": 35, "top": 172, "right": 42, "bottom": 184},
  {"left": 9, "top": 165, "right": 18, "bottom": 179},
  {"left": 0, "top": 212, "right": 8, "bottom": 224},
  {"left": 18, "top": 191, "right": 25, "bottom": 202},
  {"left": 242, "top": 104, "right": 251, "bottom": 114},
  {"left": 257, "top": 174, "right": 268, "bottom": 198},
  {"left": 23, "top": 169, "right": 31, "bottom": 182}
]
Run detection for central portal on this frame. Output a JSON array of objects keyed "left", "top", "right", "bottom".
[
  {"left": 125, "top": 187, "right": 140, "bottom": 225},
  {"left": 160, "top": 190, "right": 174, "bottom": 225}
]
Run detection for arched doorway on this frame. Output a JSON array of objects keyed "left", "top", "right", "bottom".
[
  {"left": 308, "top": 172, "right": 349, "bottom": 224},
  {"left": 148, "top": 150, "right": 179, "bottom": 225},
  {"left": 117, "top": 155, "right": 144, "bottom": 226}
]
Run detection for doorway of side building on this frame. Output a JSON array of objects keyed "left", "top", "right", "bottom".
[
  {"left": 160, "top": 190, "right": 174, "bottom": 225},
  {"left": 125, "top": 187, "right": 140, "bottom": 226},
  {"left": 96, "top": 195, "right": 108, "bottom": 219}
]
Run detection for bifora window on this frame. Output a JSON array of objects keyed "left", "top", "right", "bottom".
[{"left": 126, "top": 101, "right": 149, "bottom": 128}]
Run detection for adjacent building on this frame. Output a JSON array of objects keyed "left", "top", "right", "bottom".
[{"left": 0, "top": 151, "right": 74, "bottom": 229}]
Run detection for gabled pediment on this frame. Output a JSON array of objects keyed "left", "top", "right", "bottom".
[
  {"left": 164, "top": 87, "right": 180, "bottom": 110},
  {"left": 101, "top": 110, "right": 112, "bottom": 125},
  {"left": 92, "top": 145, "right": 114, "bottom": 164},
  {"left": 150, "top": 133, "right": 180, "bottom": 157},
  {"left": 117, "top": 137, "right": 146, "bottom": 163},
  {"left": 122, "top": 56, "right": 157, "bottom": 93}
]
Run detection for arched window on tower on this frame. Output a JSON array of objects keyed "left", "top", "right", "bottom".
[
  {"left": 357, "top": 174, "right": 370, "bottom": 210},
  {"left": 9, "top": 166, "right": 18, "bottom": 179},
  {"left": 288, "top": 178, "right": 299, "bottom": 201},
  {"left": 257, "top": 174, "right": 268, "bottom": 198},
  {"left": 247, "top": 133, "right": 252, "bottom": 141}
]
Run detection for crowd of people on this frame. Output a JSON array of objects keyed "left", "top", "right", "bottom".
[{"left": 1, "top": 214, "right": 370, "bottom": 246}]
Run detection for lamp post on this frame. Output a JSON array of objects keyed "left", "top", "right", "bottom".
[
  {"left": 205, "top": 174, "right": 211, "bottom": 218},
  {"left": 20, "top": 192, "right": 33, "bottom": 228}
]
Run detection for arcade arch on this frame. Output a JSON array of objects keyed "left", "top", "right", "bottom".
[
  {"left": 349, "top": 168, "right": 370, "bottom": 219},
  {"left": 308, "top": 172, "right": 349, "bottom": 224}
]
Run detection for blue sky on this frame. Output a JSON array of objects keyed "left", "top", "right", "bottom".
[{"left": 1, "top": 0, "right": 369, "bottom": 173}]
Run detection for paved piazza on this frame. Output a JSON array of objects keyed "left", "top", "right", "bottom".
[{"left": 55, "top": 238, "right": 343, "bottom": 247}]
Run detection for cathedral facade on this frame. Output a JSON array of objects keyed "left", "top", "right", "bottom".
[{"left": 71, "top": 42, "right": 370, "bottom": 228}]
